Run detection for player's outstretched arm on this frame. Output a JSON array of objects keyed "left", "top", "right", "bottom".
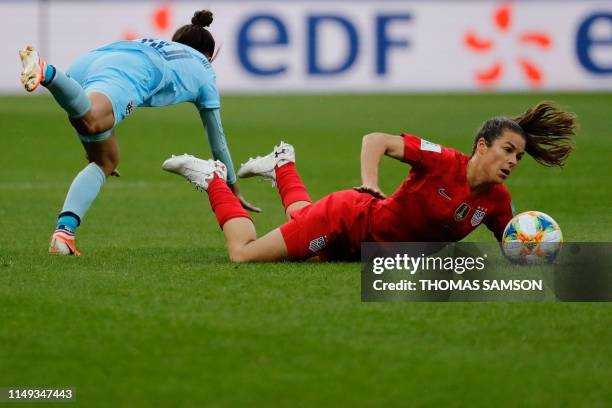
[
  {"left": 354, "top": 132, "right": 404, "bottom": 198},
  {"left": 199, "top": 108, "right": 261, "bottom": 212}
]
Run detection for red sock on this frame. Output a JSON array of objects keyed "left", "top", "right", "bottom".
[
  {"left": 275, "top": 163, "right": 311, "bottom": 210},
  {"left": 207, "top": 176, "right": 251, "bottom": 228}
]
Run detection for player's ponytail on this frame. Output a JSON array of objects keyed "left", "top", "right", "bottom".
[
  {"left": 514, "top": 102, "right": 577, "bottom": 167},
  {"left": 473, "top": 102, "right": 577, "bottom": 168},
  {"left": 172, "top": 10, "right": 217, "bottom": 60}
]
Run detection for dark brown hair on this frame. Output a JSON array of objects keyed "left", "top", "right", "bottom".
[
  {"left": 172, "top": 10, "right": 216, "bottom": 59},
  {"left": 473, "top": 102, "right": 577, "bottom": 167}
]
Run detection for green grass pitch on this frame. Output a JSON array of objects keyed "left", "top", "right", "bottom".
[{"left": 1, "top": 94, "right": 611, "bottom": 406}]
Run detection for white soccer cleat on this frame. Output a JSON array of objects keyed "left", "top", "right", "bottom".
[
  {"left": 19, "top": 46, "right": 47, "bottom": 92},
  {"left": 237, "top": 141, "right": 295, "bottom": 186},
  {"left": 49, "top": 231, "right": 80, "bottom": 256},
  {"left": 162, "top": 154, "right": 227, "bottom": 190}
]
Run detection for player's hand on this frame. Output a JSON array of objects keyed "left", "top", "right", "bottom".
[
  {"left": 237, "top": 193, "right": 262, "bottom": 213},
  {"left": 230, "top": 182, "right": 262, "bottom": 213},
  {"left": 353, "top": 184, "right": 387, "bottom": 199},
  {"left": 110, "top": 169, "right": 121, "bottom": 177}
]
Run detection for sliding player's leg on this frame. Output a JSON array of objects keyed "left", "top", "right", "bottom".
[
  {"left": 217, "top": 213, "right": 289, "bottom": 263},
  {"left": 276, "top": 162, "right": 311, "bottom": 216},
  {"left": 162, "top": 154, "right": 291, "bottom": 262},
  {"left": 237, "top": 142, "right": 311, "bottom": 218}
]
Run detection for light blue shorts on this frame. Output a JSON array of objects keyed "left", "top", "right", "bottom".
[{"left": 67, "top": 50, "right": 163, "bottom": 142}]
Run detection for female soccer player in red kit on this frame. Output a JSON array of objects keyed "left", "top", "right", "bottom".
[{"left": 163, "top": 102, "right": 576, "bottom": 262}]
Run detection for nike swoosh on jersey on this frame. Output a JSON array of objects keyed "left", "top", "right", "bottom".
[{"left": 438, "top": 188, "right": 452, "bottom": 200}]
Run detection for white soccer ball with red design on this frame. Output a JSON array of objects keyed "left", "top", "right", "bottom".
[{"left": 502, "top": 211, "right": 563, "bottom": 264}]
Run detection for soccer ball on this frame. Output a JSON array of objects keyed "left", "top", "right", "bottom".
[{"left": 502, "top": 211, "right": 563, "bottom": 265}]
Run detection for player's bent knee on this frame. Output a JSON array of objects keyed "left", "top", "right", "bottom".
[
  {"left": 228, "top": 249, "right": 247, "bottom": 263},
  {"left": 72, "top": 117, "right": 112, "bottom": 136},
  {"left": 227, "top": 247, "right": 255, "bottom": 263},
  {"left": 363, "top": 132, "right": 383, "bottom": 141}
]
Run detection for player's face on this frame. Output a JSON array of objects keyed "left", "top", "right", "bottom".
[{"left": 480, "top": 130, "right": 526, "bottom": 184}]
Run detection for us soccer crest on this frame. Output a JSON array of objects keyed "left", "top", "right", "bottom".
[
  {"left": 471, "top": 207, "right": 487, "bottom": 226},
  {"left": 454, "top": 203, "right": 471, "bottom": 221},
  {"left": 308, "top": 236, "right": 327, "bottom": 253}
]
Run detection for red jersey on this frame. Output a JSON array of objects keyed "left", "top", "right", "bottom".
[
  {"left": 366, "top": 134, "right": 513, "bottom": 243},
  {"left": 280, "top": 134, "right": 514, "bottom": 261}
]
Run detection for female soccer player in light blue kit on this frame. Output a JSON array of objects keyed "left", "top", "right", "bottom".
[{"left": 18, "top": 10, "right": 258, "bottom": 255}]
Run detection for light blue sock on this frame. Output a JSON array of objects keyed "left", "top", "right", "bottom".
[
  {"left": 43, "top": 65, "right": 91, "bottom": 118},
  {"left": 57, "top": 163, "right": 107, "bottom": 234}
]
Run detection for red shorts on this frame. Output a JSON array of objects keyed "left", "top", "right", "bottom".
[{"left": 279, "top": 190, "right": 374, "bottom": 261}]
